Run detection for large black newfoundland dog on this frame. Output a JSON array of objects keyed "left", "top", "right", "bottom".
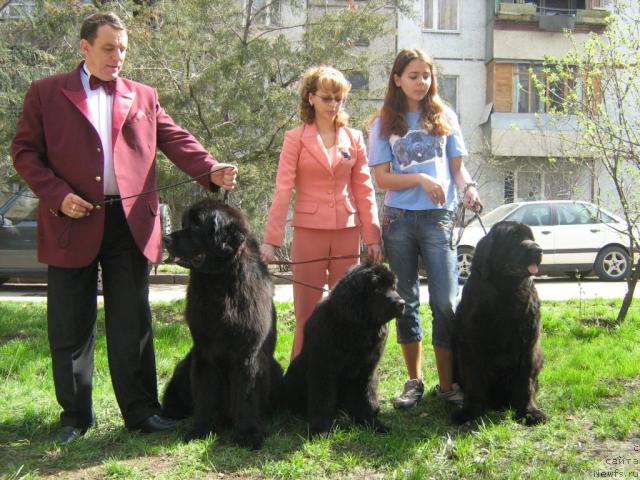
[
  {"left": 161, "top": 199, "right": 283, "bottom": 449},
  {"left": 281, "top": 262, "right": 405, "bottom": 435},
  {"left": 452, "top": 221, "right": 546, "bottom": 426}
]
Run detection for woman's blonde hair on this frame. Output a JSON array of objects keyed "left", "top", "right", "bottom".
[
  {"left": 299, "top": 66, "right": 351, "bottom": 127},
  {"left": 378, "top": 48, "right": 451, "bottom": 138}
]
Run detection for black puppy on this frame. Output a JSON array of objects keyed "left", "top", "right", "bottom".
[
  {"left": 452, "top": 220, "right": 546, "bottom": 426},
  {"left": 161, "top": 199, "right": 283, "bottom": 449},
  {"left": 281, "top": 262, "right": 405, "bottom": 435}
]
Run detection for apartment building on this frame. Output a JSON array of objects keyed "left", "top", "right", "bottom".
[{"left": 398, "top": 0, "right": 614, "bottom": 210}]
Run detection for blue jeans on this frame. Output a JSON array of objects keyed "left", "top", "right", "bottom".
[{"left": 382, "top": 206, "right": 458, "bottom": 348}]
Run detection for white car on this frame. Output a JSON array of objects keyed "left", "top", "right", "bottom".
[{"left": 455, "top": 200, "right": 633, "bottom": 282}]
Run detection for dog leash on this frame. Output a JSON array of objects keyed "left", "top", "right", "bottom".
[
  {"left": 449, "top": 201, "right": 486, "bottom": 250},
  {"left": 55, "top": 164, "right": 234, "bottom": 249},
  {"left": 269, "top": 253, "right": 367, "bottom": 266},
  {"left": 268, "top": 253, "right": 372, "bottom": 293}
]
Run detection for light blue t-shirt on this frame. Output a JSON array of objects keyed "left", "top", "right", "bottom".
[{"left": 368, "top": 109, "right": 467, "bottom": 211}]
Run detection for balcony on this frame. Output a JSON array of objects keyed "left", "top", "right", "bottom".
[
  {"left": 484, "top": 112, "right": 588, "bottom": 158},
  {"left": 495, "top": 1, "right": 612, "bottom": 29}
]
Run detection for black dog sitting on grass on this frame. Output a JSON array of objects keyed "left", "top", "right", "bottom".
[
  {"left": 452, "top": 221, "right": 546, "bottom": 426},
  {"left": 161, "top": 199, "right": 283, "bottom": 449},
  {"left": 281, "top": 262, "right": 405, "bottom": 435}
]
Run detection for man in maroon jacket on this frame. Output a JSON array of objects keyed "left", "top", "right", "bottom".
[{"left": 12, "top": 11, "right": 237, "bottom": 444}]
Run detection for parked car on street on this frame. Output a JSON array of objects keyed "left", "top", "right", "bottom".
[
  {"left": 455, "top": 200, "right": 633, "bottom": 282},
  {"left": 0, "top": 186, "right": 172, "bottom": 285}
]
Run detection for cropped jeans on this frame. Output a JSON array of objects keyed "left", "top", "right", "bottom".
[{"left": 382, "top": 206, "right": 458, "bottom": 348}]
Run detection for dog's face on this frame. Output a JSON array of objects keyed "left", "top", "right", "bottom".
[
  {"left": 332, "top": 262, "right": 405, "bottom": 326},
  {"left": 471, "top": 221, "right": 542, "bottom": 280},
  {"left": 163, "top": 199, "right": 248, "bottom": 272}
]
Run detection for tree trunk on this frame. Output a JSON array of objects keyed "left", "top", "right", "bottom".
[{"left": 616, "top": 256, "right": 640, "bottom": 325}]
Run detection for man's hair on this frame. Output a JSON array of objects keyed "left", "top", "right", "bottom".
[{"left": 80, "top": 12, "right": 126, "bottom": 42}]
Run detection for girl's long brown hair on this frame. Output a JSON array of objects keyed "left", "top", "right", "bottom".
[{"left": 378, "top": 48, "right": 451, "bottom": 138}]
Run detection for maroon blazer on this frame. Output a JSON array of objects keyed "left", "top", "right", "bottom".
[{"left": 12, "top": 64, "right": 217, "bottom": 267}]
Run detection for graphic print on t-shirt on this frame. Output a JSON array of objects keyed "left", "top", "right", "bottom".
[{"left": 389, "top": 130, "right": 445, "bottom": 170}]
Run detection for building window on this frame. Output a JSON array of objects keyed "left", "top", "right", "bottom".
[
  {"left": 504, "top": 172, "right": 514, "bottom": 203},
  {"left": 347, "top": 71, "right": 369, "bottom": 91},
  {"left": 513, "top": 63, "right": 579, "bottom": 114},
  {"left": 438, "top": 75, "right": 458, "bottom": 114},
  {"left": 507, "top": 158, "right": 592, "bottom": 201},
  {"left": 424, "top": 0, "right": 458, "bottom": 31}
]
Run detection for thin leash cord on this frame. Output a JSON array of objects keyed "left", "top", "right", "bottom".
[
  {"left": 269, "top": 273, "right": 328, "bottom": 293},
  {"left": 56, "top": 164, "right": 232, "bottom": 248},
  {"left": 269, "top": 253, "right": 366, "bottom": 266},
  {"left": 268, "top": 253, "right": 370, "bottom": 293},
  {"left": 449, "top": 201, "right": 486, "bottom": 250}
]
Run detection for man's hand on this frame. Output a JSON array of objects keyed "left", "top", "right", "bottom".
[
  {"left": 60, "top": 193, "right": 94, "bottom": 218},
  {"left": 210, "top": 164, "right": 238, "bottom": 190}
]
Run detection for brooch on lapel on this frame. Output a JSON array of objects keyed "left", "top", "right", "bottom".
[{"left": 339, "top": 149, "right": 351, "bottom": 160}]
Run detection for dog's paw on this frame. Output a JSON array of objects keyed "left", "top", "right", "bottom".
[
  {"left": 183, "top": 427, "right": 213, "bottom": 443},
  {"left": 523, "top": 409, "right": 547, "bottom": 426},
  {"left": 234, "top": 428, "right": 266, "bottom": 450},
  {"left": 451, "top": 407, "right": 475, "bottom": 425},
  {"left": 371, "top": 419, "right": 390, "bottom": 434}
]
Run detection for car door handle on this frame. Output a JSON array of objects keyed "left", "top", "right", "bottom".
[
  {"left": 590, "top": 229, "right": 600, "bottom": 233},
  {"left": 540, "top": 230, "right": 552, "bottom": 235}
]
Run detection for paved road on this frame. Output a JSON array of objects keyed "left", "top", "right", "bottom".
[{"left": 0, "top": 277, "right": 636, "bottom": 303}]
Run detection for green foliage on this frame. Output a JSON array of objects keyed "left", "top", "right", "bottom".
[
  {"left": 0, "top": 299, "right": 639, "bottom": 478},
  {"left": 0, "top": 0, "right": 401, "bottom": 235},
  {"left": 537, "top": 1, "right": 640, "bottom": 324}
]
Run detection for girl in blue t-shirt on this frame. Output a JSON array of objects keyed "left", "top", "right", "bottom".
[{"left": 368, "top": 48, "right": 481, "bottom": 410}]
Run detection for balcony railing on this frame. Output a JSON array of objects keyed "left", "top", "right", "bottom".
[{"left": 496, "top": 2, "right": 612, "bottom": 26}]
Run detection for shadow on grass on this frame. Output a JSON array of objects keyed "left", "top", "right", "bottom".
[{"left": 0, "top": 391, "right": 517, "bottom": 479}]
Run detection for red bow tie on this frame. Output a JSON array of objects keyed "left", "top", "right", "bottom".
[{"left": 89, "top": 75, "right": 116, "bottom": 95}]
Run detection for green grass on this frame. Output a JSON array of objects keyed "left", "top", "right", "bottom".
[{"left": 1, "top": 299, "right": 639, "bottom": 479}]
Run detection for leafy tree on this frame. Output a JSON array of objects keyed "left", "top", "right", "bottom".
[
  {"left": 0, "top": 0, "right": 403, "bottom": 233},
  {"left": 539, "top": 0, "right": 640, "bottom": 323}
]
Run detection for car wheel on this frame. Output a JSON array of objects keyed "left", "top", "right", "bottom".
[
  {"left": 457, "top": 246, "right": 474, "bottom": 283},
  {"left": 594, "top": 245, "right": 629, "bottom": 281}
]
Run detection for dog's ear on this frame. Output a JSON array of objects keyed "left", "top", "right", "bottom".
[{"left": 471, "top": 230, "right": 493, "bottom": 280}]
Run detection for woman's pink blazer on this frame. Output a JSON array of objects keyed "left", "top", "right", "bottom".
[{"left": 263, "top": 122, "right": 381, "bottom": 248}]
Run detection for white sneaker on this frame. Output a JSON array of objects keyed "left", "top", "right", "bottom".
[
  {"left": 436, "top": 383, "right": 464, "bottom": 407},
  {"left": 393, "top": 378, "right": 424, "bottom": 409}
]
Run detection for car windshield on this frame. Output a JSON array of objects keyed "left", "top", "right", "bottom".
[{"left": 465, "top": 203, "right": 519, "bottom": 228}]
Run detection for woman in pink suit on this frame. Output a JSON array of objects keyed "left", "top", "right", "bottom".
[{"left": 260, "top": 66, "right": 382, "bottom": 360}]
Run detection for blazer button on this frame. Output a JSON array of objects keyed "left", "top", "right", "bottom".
[
  {"left": 95, "top": 176, "right": 102, "bottom": 182},
  {"left": 329, "top": 202, "right": 334, "bottom": 208},
  {"left": 95, "top": 205, "right": 102, "bottom": 209},
  {"left": 97, "top": 147, "right": 101, "bottom": 153}
]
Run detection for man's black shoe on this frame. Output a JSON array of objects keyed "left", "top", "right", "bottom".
[
  {"left": 131, "top": 414, "right": 178, "bottom": 434},
  {"left": 59, "top": 426, "right": 86, "bottom": 445}
]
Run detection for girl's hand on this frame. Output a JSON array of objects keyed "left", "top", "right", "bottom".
[
  {"left": 366, "top": 243, "right": 383, "bottom": 263},
  {"left": 463, "top": 185, "right": 481, "bottom": 211},
  {"left": 419, "top": 174, "right": 446, "bottom": 205},
  {"left": 260, "top": 244, "right": 277, "bottom": 264}
]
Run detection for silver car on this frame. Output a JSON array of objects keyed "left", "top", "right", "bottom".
[{"left": 455, "top": 200, "right": 634, "bottom": 282}]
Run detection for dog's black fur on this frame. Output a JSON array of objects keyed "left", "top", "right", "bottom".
[
  {"left": 161, "top": 199, "right": 283, "bottom": 449},
  {"left": 452, "top": 220, "right": 546, "bottom": 426},
  {"left": 281, "top": 262, "right": 405, "bottom": 435}
]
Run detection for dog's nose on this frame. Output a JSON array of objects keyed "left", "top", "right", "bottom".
[{"left": 396, "top": 298, "right": 406, "bottom": 316}]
